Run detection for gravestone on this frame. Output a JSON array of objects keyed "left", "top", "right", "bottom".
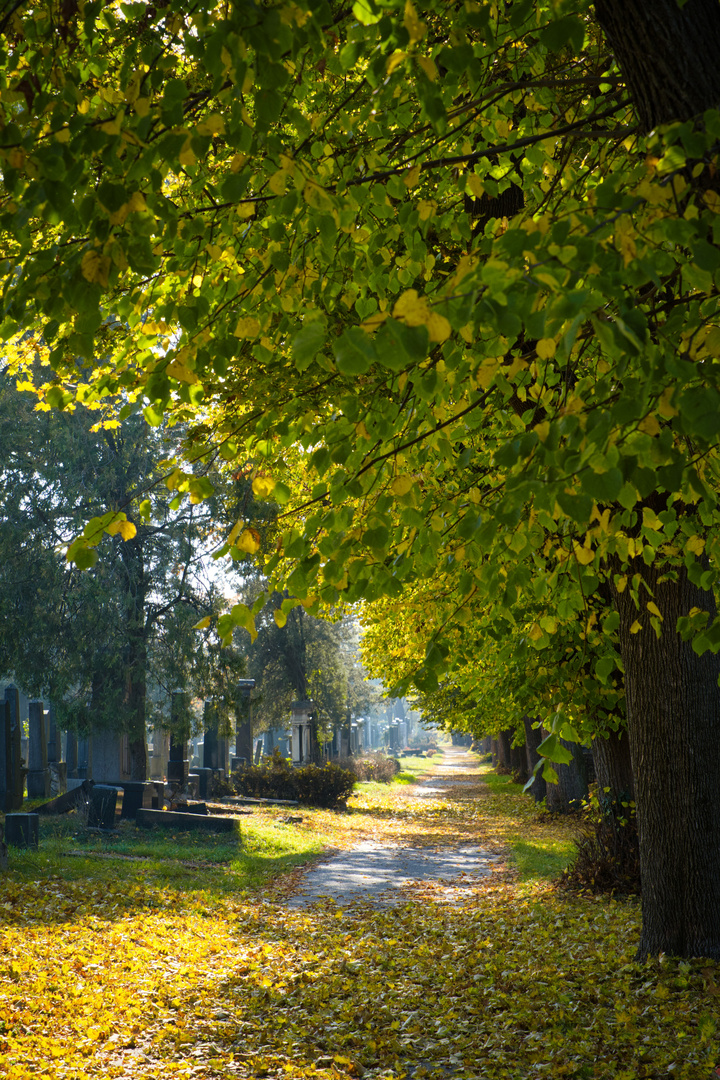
[
  {"left": 254, "top": 739, "right": 263, "bottom": 765},
  {"left": 167, "top": 691, "right": 190, "bottom": 787},
  {"left": 92, "top": 729, "right": 132, "bottom": 784},
  {"left": 77, "top": 736, "right": 92, "bottom": 780},
  {"left": 87, "top": 785, "right": 119, "bottom": 829},
  {"left": 149, "top": 725, "right": 170, "bottom": 780},
  {"left": 65, "top": 730, "right": 79, "bottom": 779},
  {"left": 27, "top": 701, "right": 51, "bottom": 798},
  {"left": 234, "top": 679, "right": 255, "bottom": 770},
  {"left": 5, "top": 687, "right": 24, "bottom": 809},
  {"left": 197, "top": 767, "right": 213, "bottom": 799},
  {"left": 5, "top": 813, "right": 39, "bottom": 849},
  {"left": 0, "top": 701, "right": 11, "bottom": 812},
  {"left": 118, "top": 781, "right": 155, "bottom": 819},
  {"left": 291, "top": 700, "right": 319, "bottom": 765}
]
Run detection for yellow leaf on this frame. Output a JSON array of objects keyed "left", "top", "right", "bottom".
[
  {"left": 274, "top": 609, "right": 288, "bottom": 628},
  {"left": 646, "top": 600, "right": 663, "bottom": 619},
  {"left": 391, "top": 475, "right": 414, "bottom": 496},
  {"left": 193, "top": 616, "right": 212, "bottom": 630},
  {"left": 615, "top": 574, "right": 627, "bottom": 593},
  {"left": 404, "top": 165, "right": 422, "bottom": 188},
  {"left": 536, "top": 338, "right": 556, "bottom": 359},
  {"left": 100, "top": 118, "right": 121, "bottom": 135},
  {"left": 528, "top": 623, "right": 544, "bottom": 641},
  {"left": 252, "top": 475, "right": 276, "bottom": 498},
  {"left": 393, "top": 289, "right": 450, "bottom": 343},
  {"left": 237, "top": 528, "right": 261, "bottom": 554},
  {"left": 234, "top": 316, "right": 261, "bottom": 338},
  {"left": 630, "top": 619, "right": 643, "bottom": 634},
  {"left": 196, "top": 112, "right": 225, "bottom": 136},
  {"left": 685, "top": 534, "right": 706, "bottom": 555},
  {"left": 126, "top": 191, "right": 146, "bottom": 213},
  {"left": 134, "top": 97, "right": 150, "bottom": 117},
  {"left": 54, "top": 127, "right": 71, "bottom": 143},
  {"left": 466, "top": 173, "right": 484, "bottom": 198},
  {"left": 179, "top": 140, "right": 196, "bottom": 167},
  {"left": 573, "top": 543, "right": 595, "bottom": 565},
  {"left": 107, "top": 519, "right": 137, "bottom": 541},
  {"left": 534, "top": 420, "right": 550, "bottom": 442},
  {"left": 81, "top": 249, "right": 111, "bottom": 287},
  {"left": 303, "top": 180, "right": 332, "bottom": 212},
  {"left": 638, "top": 413, "right": 661, "bottom": 436},
  {"left": 268, "top": 169, "right": 287, "bottom": 195},
  {"left": 403, "top": 0, "right": 426, "bottom": 44},
  {"left": 386, "top": 51, "right": 406, "bottom": 75},
  {"left": 615, "top": 216, "right": 637, "bottom": 267},
  {"left": 416, "top": 55, "right": 437, "bottom": 81},
  {"left": 166, "top": 360, "right": 197, "bottom": 383}
]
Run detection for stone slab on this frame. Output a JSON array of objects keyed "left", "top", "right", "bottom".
[
  {"left": 136, "top": 808, "right": 237, "bottom": 833},
  {"left": 5, "top": 813, "right": 39, "bottom": 849}
]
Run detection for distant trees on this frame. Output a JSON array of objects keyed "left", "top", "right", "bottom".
[{"left": 0, "top": 379, "right": 235, "bottom": 775}]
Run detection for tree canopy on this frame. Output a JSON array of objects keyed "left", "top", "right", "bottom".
[{"left": 5, "top": 0, "right": 720, "bottom": 956}]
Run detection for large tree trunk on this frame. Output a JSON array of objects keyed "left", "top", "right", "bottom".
[
  {"left": 523, "top": 716, "right": 546, "bottom": 803},
  {"left": 594, "top": 0, "right": 720, "bottom": 959},
  {"left": 591, "top": 727, "right": 635, "bottom": 805},
  {"left": 595, "top": 0, "right": 720, "bottom": 132},
  {"left": 612, "top": 563, "right": 720, "bottom": 959},
  {"left": 496, "top": 728, "right": 513, "bottom": 772},
  {"left": 542, "top": 729, "right": 588, "bottom": 814},
  {"left": 510, "top": 742, "right": 527, "bottom": 784}
]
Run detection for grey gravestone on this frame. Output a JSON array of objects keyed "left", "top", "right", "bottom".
[
  {"left": 87, "top": 785, "right": 119, "bottom": 829},
  {"left": 37, "top": 779, "right": 93, "bottom": 815},
  {"left": 203, "top": 700, "right": 219, "bottom": 769},
  {"left": 77, "top": 736, "right": 92, "bottom": 780},
  {"left": 254, "top": 739, "right": 263, "bottom": 765},
  {"left": 118, "top": 780, "right": 155, "bottom": 819},
  {"left": 65, "top": 731, "right": 79, "bottom": 779},
  {"left": 0, "top": 700, "right": 11, "bottom": 812},
  {"left": 47, "top": 705, "right": 59, "bottom": 763},
  {"left": 5, "top": 687, "right": 24, "bottom": 809},
  {"left": 136, "top": 808, "right": 236, "bottom": 832},
  {"left": 27, "top": 701, "right": 51, "bottom": 798},
  {"left": 197, "top": 767, "right": 213, "bottom": 799},
  {"left": 5, "top": 813, "right": 39, "bottom": 849},
  {"left": 234, "top": 679, "right": 255, "bottom": 769},
  {"left": 167, "top": 691, "right": 190, "bottom": 787}
]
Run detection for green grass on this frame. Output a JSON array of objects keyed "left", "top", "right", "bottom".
[
  {"left": 7, "top": 808, "right": 327, "bottom": 898},
  {"left": 477, "top": 765, "right": 578, "bottom": 881}
]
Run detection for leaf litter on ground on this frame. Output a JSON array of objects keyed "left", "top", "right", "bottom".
[{"left": 0, "top": 751, "right": 718, "bottom": 1079}]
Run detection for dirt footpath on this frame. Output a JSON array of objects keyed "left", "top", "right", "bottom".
[{"left": 286, "top": 748, "right": 502, "bottom": 907}]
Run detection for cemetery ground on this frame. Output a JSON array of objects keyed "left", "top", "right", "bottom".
[{"left": 0, "top": 753, "right": 718, "bottom": 1080}]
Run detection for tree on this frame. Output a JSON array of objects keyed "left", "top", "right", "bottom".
[{"left": 4, "top": 0, "right": 720, "bottom": 956}]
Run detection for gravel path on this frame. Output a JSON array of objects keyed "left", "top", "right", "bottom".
[{"left": 286, "top": 748, "right": 500, "bottom": 908}]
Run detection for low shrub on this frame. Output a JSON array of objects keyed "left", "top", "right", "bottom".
[
  {"left": 231, "top": 750, "right": 355, "bottom": 809},
  {"left": 558, "top": 789, "right": 641, "bottom": 896},
  {"left": 338, "top": 752, "right": 400, "bottom": 783}
]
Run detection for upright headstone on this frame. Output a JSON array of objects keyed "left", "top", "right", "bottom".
[
  {"left": 47, "top": 705, "right": 58, "bottom": 764},
  {"left": 65, "top": 730, "right": 79, "bottom": 779},
  {"left": 27, "top": 701, "right": 51, "bottom": 798},
  {"left": 291, "top": 700, "right": 318, "bottom": 765},
  {"left": 5, "top": 687, "right": 23, "bottom": 809},
  {"left": 0, "top": 700, "right": 11, "bottom": 812},
  {"left": 77, "top": 735, "right": 92, "bottom": 780},
  {"left": 234, "top": 679, "right": 256, "bottom": 770},
  {"left": 91, "top": 728, "right": 132, "bottom": 784},
  {"left": 203, "top": 700, "right": 219, "bottom": 770},
  {"left": 149, "top": 724, "right": 170, "bottom": 780},
  {"left": 167, "top": 691, "right": 190, "bottom": 787}
]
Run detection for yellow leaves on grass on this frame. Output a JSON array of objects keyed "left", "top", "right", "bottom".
[{"left": 393, "top": 289, "right": 451, "bottom": 343}]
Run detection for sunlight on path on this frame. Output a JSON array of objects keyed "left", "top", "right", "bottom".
[{"left": 285, "top": 749, "right": 503, "bottom": 906}]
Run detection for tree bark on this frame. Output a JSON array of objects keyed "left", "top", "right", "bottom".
[
  {"left": 523, "top": 715, "right": 547, "bottom": 803},
  {"left": 591, "top": 727, "right": 635, "bottom": 805},
  {"left": 611, "top": 563, "right": 720, "bottom": 959},
  {"left": 122, "top": 535, "right": 148, "bottom": 781},
  {"left": 510, "top": 741, "right": 527, "bottom": 784},
  {"left": 496, "top": 728, "right": 513, "bottom": 772},
  {"left": 542, "top": 729, "right": 588, "bottom": 814},
  {"left": 595, "top": 0, "right": 720, "bottom": 132},
  {"left": 594, "top": 0, "right": 720, "bottom": 960}
]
